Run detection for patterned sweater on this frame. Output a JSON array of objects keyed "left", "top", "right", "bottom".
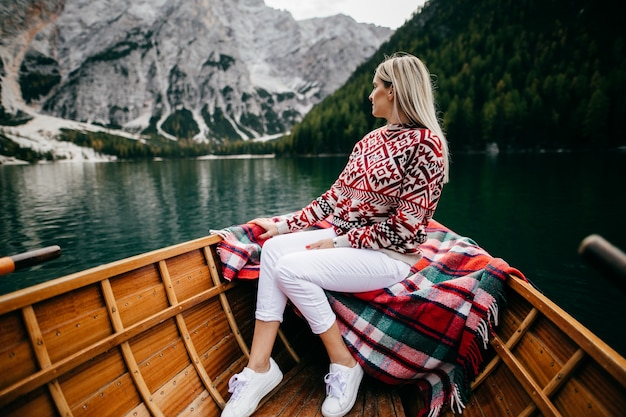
[{"left": 276, "top": 125, "right": 445, "bottom": 259}]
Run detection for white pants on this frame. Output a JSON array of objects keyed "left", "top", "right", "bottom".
[{"left": 255, "top": 228, "right": 411, "bottom": 334}]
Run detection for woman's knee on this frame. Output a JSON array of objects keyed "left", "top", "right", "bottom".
[
  {"left": 274, "top": 254, "right": 320, "bottom": 296},
  {"left": 273, "top": 256, "right": 299, "bottom": 286}
]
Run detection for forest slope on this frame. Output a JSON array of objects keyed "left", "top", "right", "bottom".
[{"left": 282, "top": 0, "right": 626, "bottom": 155}]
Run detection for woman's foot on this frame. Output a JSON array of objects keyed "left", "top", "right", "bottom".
[
  {"left": 321, "top": 362, "right": 364, "bottom": 417},
  {"left": 221, "top": 358, "right": 283, "bottom": 417}
]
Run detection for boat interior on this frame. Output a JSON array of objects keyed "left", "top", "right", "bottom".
[{"left": 1, "top": 234, "right": 625, "bottom": 417}]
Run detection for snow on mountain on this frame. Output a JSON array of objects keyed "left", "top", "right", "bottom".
[{"left": 0, "top": 0, "right": 392, "bottom": 161}]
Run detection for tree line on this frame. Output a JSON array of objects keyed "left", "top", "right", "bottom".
[
  {"left": 3, "top": 0, "right": 624, "bottom": 161},
  {"left": 281, "top": 0, "right": 626, "bottom": 155}
]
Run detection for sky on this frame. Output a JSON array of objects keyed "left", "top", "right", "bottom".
[{"left": 264, "top": 0, "right": 426, "bottom": 30}]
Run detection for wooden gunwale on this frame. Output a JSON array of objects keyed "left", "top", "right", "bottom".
[{"left": 0, "top": 234, "right": 223, "bottom": 317}]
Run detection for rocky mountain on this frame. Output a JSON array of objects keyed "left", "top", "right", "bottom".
[{"left": 0, "top": 0, "right": 392, "bottom": 149}]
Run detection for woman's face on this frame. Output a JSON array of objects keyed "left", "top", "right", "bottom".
[{"left": 369, "top": 76, "right": 394, "bottom": 121}]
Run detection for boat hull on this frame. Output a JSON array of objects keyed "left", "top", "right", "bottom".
[{"left": 0, "top": 234, "right": 624, "bottom": 416}]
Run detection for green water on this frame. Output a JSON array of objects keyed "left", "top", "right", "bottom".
[{"left": 1, "top": 152, "right": 625, "bottom": 356}]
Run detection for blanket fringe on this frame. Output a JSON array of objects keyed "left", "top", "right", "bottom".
[
  {"left": 489, "top": 300, "right": 499, "bottom": 326},
  {"left": 209, "top": 228, "right": 233, "bottom": 239},
  {"left": 427, "top": 404, "right": 442, "bottom": 417},
  {"left": 477, "top": 318, "right": 489, "bottom": 350},
  {"left": 450, "top": 383, "right": 467, "bottom": 414}
]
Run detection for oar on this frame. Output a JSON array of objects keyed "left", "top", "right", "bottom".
[
  {"left": 0, "top": 246, "right": 62, "bottom": 276},
  {"left": 579, "top": 235, "right": 626, "bottom": 294}
]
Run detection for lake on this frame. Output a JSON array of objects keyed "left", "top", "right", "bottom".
[{"left": 1, "top": 151, "right": 625, "bottom": 357}]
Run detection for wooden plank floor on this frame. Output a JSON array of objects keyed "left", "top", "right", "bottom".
[{"left": 254, "top": 355, "right": 406, "bottom": 416}]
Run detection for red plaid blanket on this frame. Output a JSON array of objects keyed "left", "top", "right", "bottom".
[
  {"left": 213, "top": 215, "right": 332, "bottom": 280},
  {"left": 214, "top": 219, "right": 524, "bottom": 417}
]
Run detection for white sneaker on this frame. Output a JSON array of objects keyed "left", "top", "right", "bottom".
[
  {"left": 321, "top": 362, "right": 364, "bottom": 417},
  {"left": 221, "top": 358, "right": 283, "bottom": 417}
]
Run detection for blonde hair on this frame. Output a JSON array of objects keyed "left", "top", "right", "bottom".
[{"left": 375, "top": 53, "right": 450, "bottom": 183}]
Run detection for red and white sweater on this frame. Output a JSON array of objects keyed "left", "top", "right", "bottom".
[{"left": 276, "top": 125, "right": 446, "bottom": 262}]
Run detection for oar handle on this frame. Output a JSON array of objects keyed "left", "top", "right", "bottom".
[
  {"left": 0, "top": 245, "right": 62, "bottom": 276},
  {"left": 579, "top": 235, "right": 626, "bottom": 293}
]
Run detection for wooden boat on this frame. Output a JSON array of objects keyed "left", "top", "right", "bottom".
[{"left": 1, "top": 233, "right": 625, "bottom": 417}]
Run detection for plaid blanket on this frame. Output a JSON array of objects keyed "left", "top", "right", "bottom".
[
  {"left": 214, "top": 218, "right": 524, "bottom": 417},
  {"left": 212, "top": 215, "right": 333, "bottom": 280}
]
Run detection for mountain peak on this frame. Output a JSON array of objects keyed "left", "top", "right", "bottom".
[{"left": 1, "top": 0, "right": 392, "bottom": 151}]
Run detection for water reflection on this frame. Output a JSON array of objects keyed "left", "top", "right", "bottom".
[{"left": 0, "top": 157, "right": 345, "bottom": 291}]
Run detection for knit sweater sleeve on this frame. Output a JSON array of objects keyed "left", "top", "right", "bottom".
[{"left": 345, "top": 133, "right": 445, "bottom": 253}]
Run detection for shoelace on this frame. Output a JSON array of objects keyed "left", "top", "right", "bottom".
[
  {"left": 227, "top": 372, "right": 250, "bottom": 400},
  {"left": 324, "top": 369, "right": 347, "bottom": 399}
]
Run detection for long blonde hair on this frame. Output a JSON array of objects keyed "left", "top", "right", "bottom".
[{"left": 375, "top": 53, "right": 450, "bottom": 183}]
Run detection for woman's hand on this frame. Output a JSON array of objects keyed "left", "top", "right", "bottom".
[
  {"left": 306, "top": 238, "right": 334, "bottom": 250},
  {"left": 248, "top": 218, "right": 278, "bottom": 240}
]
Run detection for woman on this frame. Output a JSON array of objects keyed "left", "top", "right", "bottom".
[{"left": 221, "top": 52, "right": 450, "bottom": 417}]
